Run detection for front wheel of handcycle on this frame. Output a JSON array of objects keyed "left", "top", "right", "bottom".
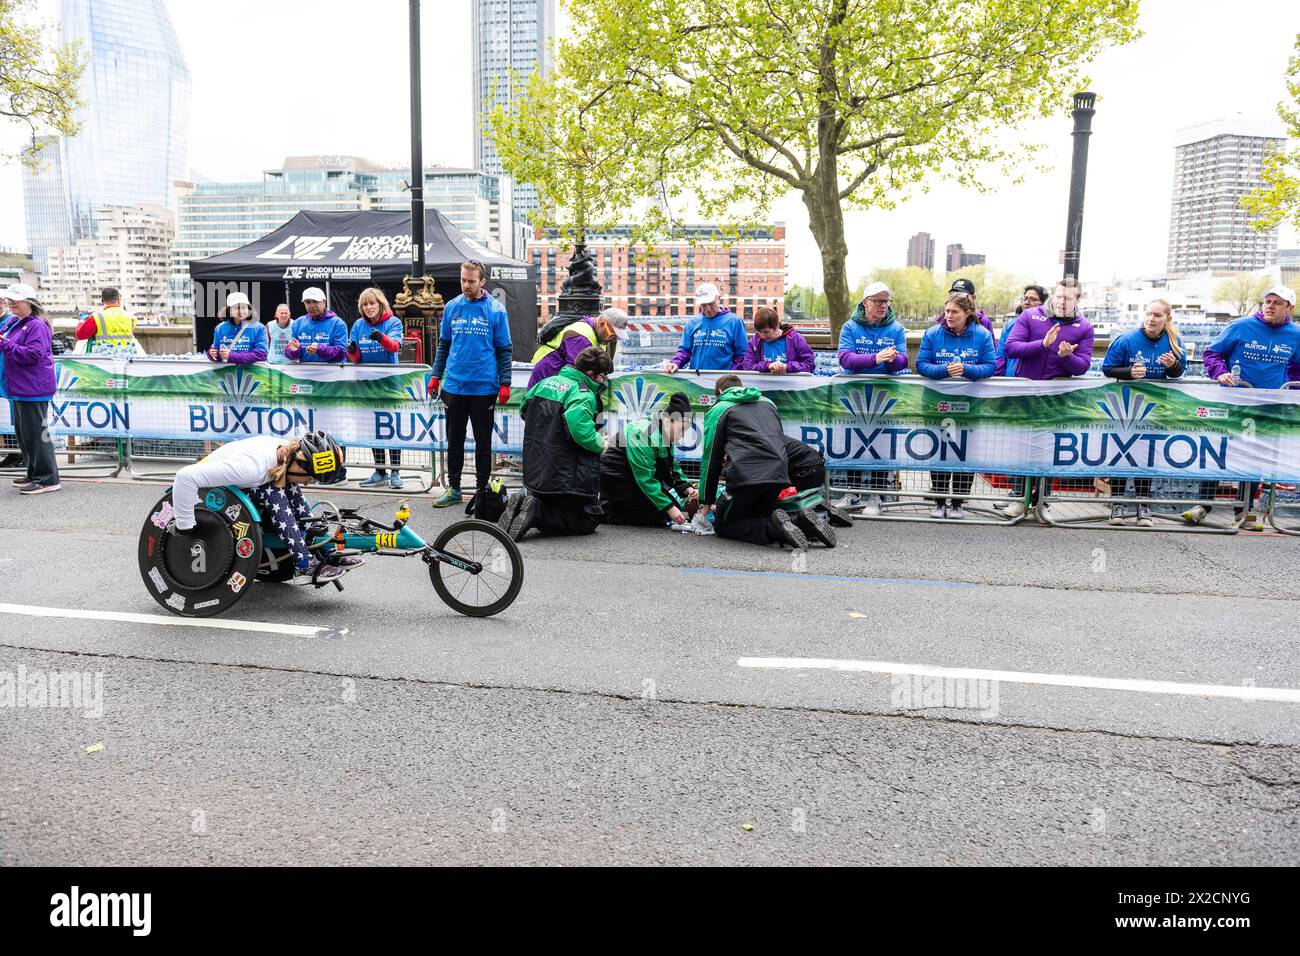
[{"left": 428, "top": 518, "right": 523, "bottom": 617}]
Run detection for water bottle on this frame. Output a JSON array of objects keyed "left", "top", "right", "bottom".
[{"left": 1231, "top": 361, "right": 1242, "bottom": 386}]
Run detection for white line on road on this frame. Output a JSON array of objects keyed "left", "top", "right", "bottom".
[
  {"left": 0, "top": 603, "right": 344, "bottom": 639},
  {"left": 737, "top": 657, "right": 1300, "bottom": 704}
]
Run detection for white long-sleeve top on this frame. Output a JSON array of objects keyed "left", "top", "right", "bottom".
[{"left": 172, "top": 436, "right": 286, "bottom": 529}]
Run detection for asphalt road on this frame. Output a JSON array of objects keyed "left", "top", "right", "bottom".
[{"left": 0, "top": 477, "right": 1296, "bottom": 865}]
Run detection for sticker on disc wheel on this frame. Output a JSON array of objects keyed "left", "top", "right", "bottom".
[{"left": 138, "top": 487, "right": 263, "bottom": 617}]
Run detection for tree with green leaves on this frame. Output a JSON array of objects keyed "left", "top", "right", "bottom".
[
  {"left": 0, "top": 0, "right": 83, "bottom": 167},
  {"left": 1241, "top": 33, "right": 1300, "bottom": 232},
  {"left": 489, "top": 0, "right": 1140, "bottom": 338},
  {"left": 1213, "top": 272, "right": 1274, "bottom": 317}
]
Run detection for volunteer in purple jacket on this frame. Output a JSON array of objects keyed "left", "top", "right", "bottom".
[
  {"left": 0, "top": 284, "right": 60, "bottom": 494},
  {"left": 836, "top": 281, "right": 908, "bottom": 515},
  {"left": 931, "top": 278, "right": 994, "bottom": 337},
  {"left": 998, "top": 278, "right": 1095, "bottom": 518},
  {"left": 207, "top": 292, "right": 268, "bottom": 364},
  {"left": 995, "top": 284, "right": 1049, "bottom": 377},
  {"left": 0, "top": 292, "right": 24, "bottom": 471},
  {"left": 916, "top": 292, "right": 995, "bottom": 519},
  {"left": 284, "top": 287, "right": 348, "bottom": 364},
  {"left": 1183, "top": 285, "right": 1300, "bottom": 531},
  {"left": 741, "top": 306, "right": 815, "bottom": 373}
]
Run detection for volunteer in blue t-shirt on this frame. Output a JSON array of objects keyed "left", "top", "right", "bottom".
[
  {"left": 428, "top": 260, "right": 513, "bottom": 513},
  {"left": 1185, "top": 285, "right": 1300, "bottom": 531},
  {"left": 349, "top": 287, "right": 407, "bottom": 490},
  {"left": 664, "top": 283, "right": 747, "bottom": 373}
]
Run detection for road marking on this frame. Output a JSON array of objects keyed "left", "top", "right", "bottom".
[
  {"left": 736, "top": 657, "right": 1300, "bottom": 704},
  {"left": 0, "top": 603, "right": 345, "bottom": 638},
  {"left": 682, "top": 569, "right": 977, "bottom": 588}
]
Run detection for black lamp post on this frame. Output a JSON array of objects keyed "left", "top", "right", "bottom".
[
  {"left": 409, "top": 0, "right": 425, "bottom": 279},
  {"left": 1062, "top": 91, "right": 1096, "bottom": 282}
]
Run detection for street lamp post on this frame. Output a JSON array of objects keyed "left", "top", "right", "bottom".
[
  {"left": 1062, "top": 91, "right": 1096, "bottom": 282},
  {"left": 409, "top": 0, "right": 425, "bottom": 280}
]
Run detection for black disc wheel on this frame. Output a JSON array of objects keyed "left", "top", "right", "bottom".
[
  {"left": 428, "top": 518, "right": 523, "bottom": 617},
  {"left": 138, "top": 488, "right": 263, "bottom": 617}
]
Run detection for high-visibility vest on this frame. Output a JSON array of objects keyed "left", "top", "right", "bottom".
[
  {"left": 89, "top": 305, "right": 141, "bottom": 356},
  {"left": 530, "top": 319, "right": 596, "bottom": 364}
]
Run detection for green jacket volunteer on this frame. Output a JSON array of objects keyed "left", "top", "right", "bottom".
[{"left": 600, "top": 391, "right": 697, "bottom": 526}]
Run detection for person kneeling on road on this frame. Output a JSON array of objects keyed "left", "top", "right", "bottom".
[
  {"left": 601, "top": 390, "right": 698, "bottom": 527},
  {"left": 698, "top": 374, "right": 834, "bottom": 549},
  {"left": 171, "top": 431, "right": 357, "bottom": 586},
  {"left": 505, "top": 346, "right": 613, "bottom": 541}
]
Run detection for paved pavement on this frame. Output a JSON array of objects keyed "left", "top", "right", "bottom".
[{"left": 0, "top": 477, "right": 1296, "bottom": 865}]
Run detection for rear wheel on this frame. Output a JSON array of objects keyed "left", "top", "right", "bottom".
[{"left": 428, "top": 518, "right": 523, "bottom": 617}]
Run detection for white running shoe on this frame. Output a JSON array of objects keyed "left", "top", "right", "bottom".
[
  {"left": 1182, "top": 505, "right": 1208, "bottom": 525},
  {"left": 947, "top": 506, "right": 967, "bottom": 520},
  {"left": 1002, "top": 501, "right": 1027, "bottom": 519},
  {"left": 862, "top": 494, "right": 883, "bottom": 516},
  {"left": 929, "top": 505, "right": 946, "bottom": 519},
  {"left": 834, "top": 493, "right": 862, "bottom": 509}
]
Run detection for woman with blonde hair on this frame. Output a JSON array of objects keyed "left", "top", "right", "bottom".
[
  {"left": 348, "top": 287, "right": 406, "bottom": 488},
  {"left": 1101, "top": 298, "right": 1184, "bottom": 526},
  {"left": 170, "top": 431, "right": 355, "bottom": 585}
]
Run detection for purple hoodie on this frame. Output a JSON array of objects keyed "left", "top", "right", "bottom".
[
  {"left": 741, "top": 326, "right": 815, "bottom": 373},
  {"left": 0, "top": 314, "right": 56, "bottom": 399},
  {"left": 932, "top": 309, "right": 993, "bottom": 337},
  {"left": 1003, "top": 306, "right": 1094, "bottom": 379},
  {"left": 528, "top": 319, "right": 596, "bottom": 388}
]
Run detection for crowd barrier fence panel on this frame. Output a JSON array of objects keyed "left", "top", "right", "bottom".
[{"left": 0, "top": 354, "right": 125, "bottom": 478}]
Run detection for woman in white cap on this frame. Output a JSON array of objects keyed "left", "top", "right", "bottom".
[
  {"left": 285, "top": 288, "right": 348, "bottom": 364},
  {"left": 207, "top": 292, "right": 268, "bottom": 364},
  {"left": 0, "top": 285, "right": 60, "bottom": 493}
]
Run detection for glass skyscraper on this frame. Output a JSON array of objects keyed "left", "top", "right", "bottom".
[
  {"left": 472, "top": 0, "right": 555, "bottom": 233},
  {"left": 22, "top": 0, "right": 191, "bottom": 272}
]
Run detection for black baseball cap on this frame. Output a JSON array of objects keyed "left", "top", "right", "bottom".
[{"left": 949, "top": 278, "right": 976, "bottom": 295}]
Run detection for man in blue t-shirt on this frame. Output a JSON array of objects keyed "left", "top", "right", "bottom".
[
  {"left": 664, "top": 283, "right": 747, "bottom": 373},
  {"left": 428, "top": 260, "right": 513, "bottom": 512}
]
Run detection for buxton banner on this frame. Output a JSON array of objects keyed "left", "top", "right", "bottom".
[{"left": 4, "top": 360, "right": 1300, "bottom": 481}]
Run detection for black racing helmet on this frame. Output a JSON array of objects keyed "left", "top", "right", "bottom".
[{"left": 295, "top": 430, "right": 347, "bottom": 484}]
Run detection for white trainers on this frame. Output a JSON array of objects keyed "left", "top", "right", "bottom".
[
  {"left": 947, "top": 506, "right": 967, "bottom": 520},
  {"left": 929, "top": 505, "right": 946, "bottom": 519},
  {"left": 1002, "top": 501, "right": 1027, "bottom": 519},
  {"left": 862, "top": 494, "right": 883, "bottom": 516},
  {"left": 1182, "top": 505, "right": 1208, "bottom": 525},
  {"left": 834, "top": 493, "right": 862, "bottom": 509}
]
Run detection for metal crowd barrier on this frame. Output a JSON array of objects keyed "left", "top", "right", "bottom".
[
  {"left": 825, "top": 469, "right": 1034, "bottom": 526},
  {"left": 1034, "top": 477, "right": 1247, "bottom": 534}
]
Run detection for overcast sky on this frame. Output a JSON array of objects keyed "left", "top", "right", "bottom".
[{"left": 0, "top": 0, "right": 1296, "bottom": 288}]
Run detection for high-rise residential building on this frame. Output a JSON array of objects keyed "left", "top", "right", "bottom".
[
  {"left": 43, "top": 204, "right": 175, "bottom": 316},
  {"left": 473, "top": 0, "right": 556, "bottom": 238},
  {"left": 907, "top": 232, "right": 934, "bottom": 270},
  {"left": 944, "top": 243, "right": 985, "bottom": 273},
  {"left": 21, "top": 0, "right": 191, "bottom": 273},
  {"left": 1167, "top": 117, "right": 1286, "bottom": 276},
  {"left": 170, "top": 156, "right": 507, "bottom": 316},
  {"left": 530, "top": 225, "right": 786, "bottom": 321}
]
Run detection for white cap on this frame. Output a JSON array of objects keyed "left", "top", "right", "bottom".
[
  {"left": 862, "top": 281, "right": 891, "bottom": 299},
  {"left": 301, "top": 287, "right": 327, "bottom": 302},
  {"left": 694, "top": 283, "right": 720, "bottom": 305},
  {"left": 226, "top": 291, "right": 250, "bottom": 308},
  {"left": 1264, "top": 285, "right": 1296, "bottom": 306},
  {"left": 599, "top": 307, "right": 630, "bottom": 341},
  {"left": 4, "top": 283, "right": 38, "bottom": 302}
]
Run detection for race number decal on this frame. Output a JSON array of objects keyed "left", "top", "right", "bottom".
[
  {"left": 312, "top": 451, "right": 336, "bottom": 474},
  {"left": 374, "top": 532, "right": 397, "bottom": 548}
]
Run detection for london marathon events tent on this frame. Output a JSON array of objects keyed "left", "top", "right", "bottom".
[{"left": 188, "top": 209, "right": 538, "bottom": 361}]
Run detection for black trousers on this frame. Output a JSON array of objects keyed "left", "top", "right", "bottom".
[
  {"left": 12, "top": 400, "right": 58, "bottom": 486},
  {"left": 929, "top": 471, "right": 973, "bottom": 507},
  {"left": 442, "top": 390, "right": 496, "bottom": 492},
  {"left": 715, "top": 483, "right": 784, "bottom": 545},
  {"left": 536, "top": 495, "right": 604, "bottom": 536},
  {"left": 370, "top": 448, "right": 401, "bottom": 468}
]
